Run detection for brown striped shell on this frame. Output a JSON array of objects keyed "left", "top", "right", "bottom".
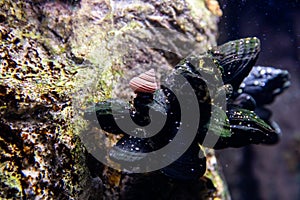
[{"left": 129, "top": 69, "right": 158, "bottom": 93}]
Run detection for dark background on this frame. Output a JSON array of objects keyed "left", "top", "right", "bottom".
[{"left": 216, "top": 0, "right": 300, "bottom": 200}]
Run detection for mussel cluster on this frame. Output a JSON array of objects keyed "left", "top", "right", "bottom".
[{"left": 89, "top": 37, "right": 290, "bottom": 181}]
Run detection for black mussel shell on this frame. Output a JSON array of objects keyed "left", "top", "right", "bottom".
[
  {"left": 255, "top": 107, "right": 282, "bottom": 137},
  {"left": 160, "top": 143, "right": 206, "bottom": 181},
  {"left": 150, "top": 89, "right": 169, "bottom": 112},
  {"left": 213, "top": 105, "right": 279, "bottom": 149},
  {"left": 216, "top": 84, "right": 234, "bottom": 101},
  {"left": 108, "top": 120, "right": 181, "bottom": 164},
  {"left": 85, "top": 99, "right": 130, "bottom": 135},
  {"left": 132, "top": 89, "right": 170, "bottom": 128},
  {"left": 168, "top": 58, "right": 212, "bottom": 132},
  {"left": 178, "top": 56, "right": 224, "bottom": 96},
  {"left": 232, "top": 93, "right": 257, "bottom": 111},
  {"left": 204, "top": 104, "right": 232, "bottom": 140},
  {"left": 108, "top": 90, "right": 180, "bottom": 164},
  {"left": 239, "top": 66, "right": 290, "bottom": 106},
  {"left": 131, "top": 93, "right": 154, "bottom": 126},
  {"left": 87, "top": 37, "right": 291, "bottom": 183},
  {"left": 91, "top": 91, "right": 170, "bottom": 135},
  {"left": 168, "top": 58, "right": 236, "bottom": 147},
  {"left": 208, "top": 37, "right": 260, "bottom": 90},
  {"left": 168, "top": 61, "right": 212, "bottom": 105},
  {"left": 254, "top": 107, "right": 272, "bottom": 122},
  {"left": 109, "top": 135, "right": 154, "bottom": 163},
  {"left": 268, "top": 120, "right": 282, "bottom": 136}
]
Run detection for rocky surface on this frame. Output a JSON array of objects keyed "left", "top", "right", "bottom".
[
  {"left": 0, "top": 0, "right": 228, "bottom": 199},
  {"left": 0, "top": 1, "right": 97, "bottom": 199}
]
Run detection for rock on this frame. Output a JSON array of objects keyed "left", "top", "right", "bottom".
[{"left": 0, "top": 0, "right": 228, "bottom": 199}]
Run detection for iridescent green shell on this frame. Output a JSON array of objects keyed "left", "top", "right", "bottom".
[
  {"left": 213, "top": 106, "right": 278, "bottom": 149},
  {"left": 207, "top": 105, "right": 231, "bottom": 138},
  {"left": 207, "top": 37, "right": 261, "bottom": 90}
]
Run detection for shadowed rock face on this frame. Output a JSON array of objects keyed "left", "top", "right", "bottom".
[
  {"left": 0, "top": 0, "right": 227, "bottom": 199},
  {"left": 0, "top": 1, "right": 94, "bottom": 199}
]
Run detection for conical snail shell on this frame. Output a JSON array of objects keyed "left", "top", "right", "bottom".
[{"left": 129, "top": 69, "right": 158, "bottom": 93}]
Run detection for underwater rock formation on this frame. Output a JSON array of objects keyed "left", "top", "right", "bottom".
[
  {"left": 0, "top": 0, "right": 228, "bottom": 199},
  {"left": 1, "top": 0, "right": 290, "bottom": 199},
  {"left": 0, "top": 0, "right": 100, "bottom": 199}
]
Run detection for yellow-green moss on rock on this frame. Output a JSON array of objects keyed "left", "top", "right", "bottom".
[{"left": 0, "top": 0, "right": 229, "bottom": 199}]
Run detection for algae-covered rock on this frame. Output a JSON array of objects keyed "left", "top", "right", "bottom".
[
  {"left": 0, "top": 1, "right": 97, "bottom": 199},
  {"left": 0, "top": 0, "right": 228, "bottom": 199}
]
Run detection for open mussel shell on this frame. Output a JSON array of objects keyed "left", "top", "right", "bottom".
[
  {"left": 213, "top": 105, "right": 279, "bottom": 149},
  {"left": 129, "top": 68, "right": 158, "bottom": 94},
  {"left": 160, "top": 143, "right": 206, "bottom": 181},
  {"left": 208, "top": 37, "right": 260, "bottom": 90},
  {"left": 239, "top": 66, "right": 291, "bottom": 106}
]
